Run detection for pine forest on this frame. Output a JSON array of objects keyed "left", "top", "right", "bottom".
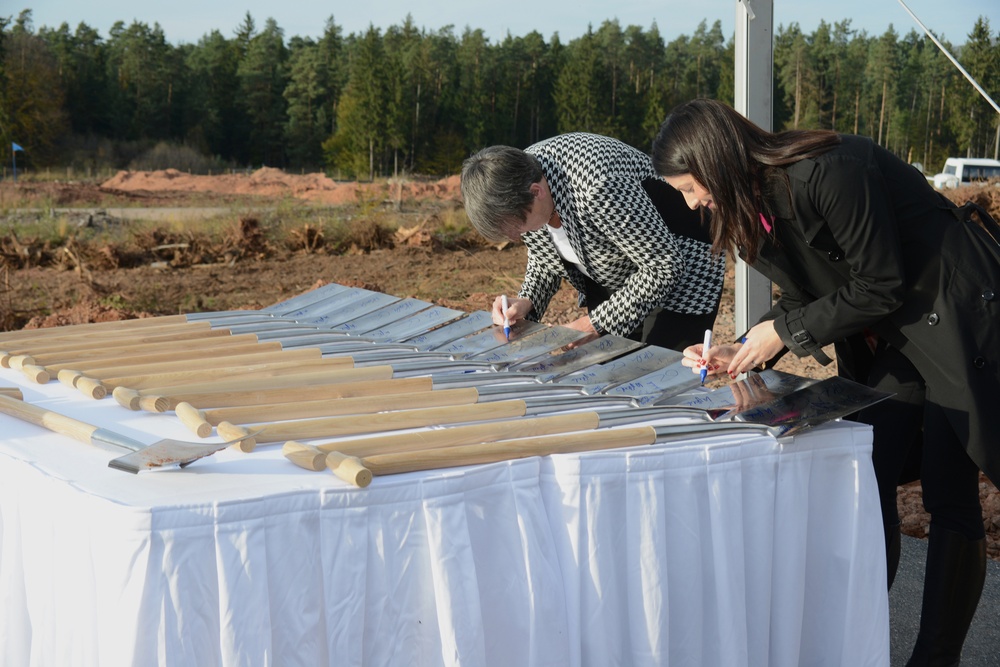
[{"left": 1, "top": 9, "right": 998, "bottom": 179}]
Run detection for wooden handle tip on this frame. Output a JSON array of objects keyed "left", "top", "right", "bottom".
[
  {"left": 175, "top": 401, "right": 212, "bottom": 438},
  {"left": 326, "top": 451, "right": 372, "bottom": 488},
  {"left": 9, "top": 354, "right": 34, "bottom": 370},
  {"left": 76, "top": 376, "right": 107, "bottom": 400},
  {"left": 21, "top": 364, "right": 50, "bottom": 384},
  {"left": 0, "top": 387, "right": 24, "bottom": 400},
  {"left": 282, "top": 440, "right": 327, "bottom": 471},
  {"left": 112, "top": 386, "right": 141, "bottom": 410},
  {"left": 58, "top": 369, "right": 83, "bottom": 387},
  {"left": 218, "top": 421, "right": 257, "bottom": 452},
  {"left": 234, "top": 438, "right": 257, "bottom": 453},
  {"left": 151, "top": 396, "right": 171, "bottom": 413}
]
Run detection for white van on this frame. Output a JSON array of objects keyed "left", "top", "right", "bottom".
[{"left": 933, "top": 157, "right": 1000, "bottom": 189}]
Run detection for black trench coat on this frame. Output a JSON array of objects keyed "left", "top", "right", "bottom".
[{"left": 749, "top": 134, "right": 1000, "bottom": 483}]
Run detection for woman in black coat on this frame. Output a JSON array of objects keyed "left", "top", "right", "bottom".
[{"left": 652, "top": 98, "right": 1000, "bottom": 667}]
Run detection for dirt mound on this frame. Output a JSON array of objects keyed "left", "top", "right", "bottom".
[{"left": 99, "top": 168, "right": 463, "bottom": 206}]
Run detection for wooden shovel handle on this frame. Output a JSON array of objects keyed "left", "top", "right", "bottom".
[
  {"left": 42, "top": 340, "right": 283, "bottom": 372},
  {"left": 22, "top": 333, "right": 264, "bottom": 365},
  {"left": 11, "top": 321, "right": 208, "bottom": 345},
  {"left": 282, "top": 440, "right": 328, "bottom": 471},
  {"left": 175, "top": 402, "right": 213, "bottom": 438},
  {"left": 284, "top": 424, "right": 658, "bottom": 487},
  {"left": 7, "top": 354, "right": 52, "bottom": 384},
  {"left": 325, "top": 451, "right": 373, "bottom": 487},
  {"left": 58, "top": 371, "right": 109, "bottom": 399},
  {"left": 116, "top": 368, "right": 405, "bottom": 411},
  {"left": 1, "top": 324, "right": 228, "bottom": 358},
  {"left": 8, "top": 355, "right": 51, "bottom": 383},
  {"left": 81, "top": 358, "right": 354, "bottom": 393},
  {"left": 216, "top": 421, "right": 257, "bottom": 452},
  {"left": 7, "top": 354, "right": 34, "bottom": 369},
  {"left": 58, "top": 369, "right": 94, "bottom": 389},
  {"left": 312, "top": 411, "right": 602, "bottom": 456},
  {"left": 223, "top": 399, "right": 531, "bottom": 445},
  {"left": 0, "top": 386, "right": 24, "bottom": 400},
  {"left": 280, "top": 441, "right": 372, "bottom": 487},
  {"left": 0, "top": 314, "right": 189, "bottom": 343},
  {"left": 0, "top": 318, "right": 193, "bottom": 349},
  {"left": 0, "top": 393, "right": 100, "bottom": 445},
  {"left": 358, "top": 426, "right": 659, "bottom": 481},
  {"left": 19, "top": 364, "right": 50, "bottom": 384},
  {"left": 61, "top": 347, "right": 344, "bottom": 379},
  {"left": 202, "top": 387, "right": 481, "bottom": 425},
  {"left": 112, "top": 389, "right": 166, "bottom": 411}
]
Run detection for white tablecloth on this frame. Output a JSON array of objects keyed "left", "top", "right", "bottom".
[{"left": 0, "top": 368, "right": 889, "bottom": 666}]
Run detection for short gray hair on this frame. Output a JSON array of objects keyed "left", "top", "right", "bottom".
[{"left": 460, "top": 145, "right": 544, "bottom": 242}]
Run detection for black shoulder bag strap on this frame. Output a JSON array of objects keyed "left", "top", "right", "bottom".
[{"left": 952, "top": 199, "right": 1000, "bottom": 248}]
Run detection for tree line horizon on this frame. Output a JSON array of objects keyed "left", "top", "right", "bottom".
[{"left": 1, "top": 8, "right": 997, "bottom": 180}]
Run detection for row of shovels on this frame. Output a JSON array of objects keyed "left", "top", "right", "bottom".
[{"left": 0, "top": 284, "right": 856, "bottom": 485}]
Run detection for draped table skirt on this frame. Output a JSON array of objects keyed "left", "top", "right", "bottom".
[{"left": 0, "top": 370, "right": 888, "bottom": 666}]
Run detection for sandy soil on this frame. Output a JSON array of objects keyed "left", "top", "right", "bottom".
[
  {"left": 99, "top": 167, "right": 464, "bottom": 208},
  {"left": 2, "top": 168, "right": 999, "bottom": 559}
]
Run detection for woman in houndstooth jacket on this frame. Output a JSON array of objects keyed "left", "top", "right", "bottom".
[{"left": 460, "top": 132, "right": 726, "bottom": 351}]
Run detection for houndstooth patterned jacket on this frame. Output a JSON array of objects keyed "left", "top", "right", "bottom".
[{"left": 519, "top": 132, "right": 725, "bottom": 337}]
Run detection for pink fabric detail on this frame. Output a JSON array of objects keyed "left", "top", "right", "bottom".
[{"left": 759, "top": 212, "right": 774, "bottom": 232}]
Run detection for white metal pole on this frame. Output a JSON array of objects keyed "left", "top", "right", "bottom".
[{"left": 733, "top": 0, "right": 775, "bottom": 335}]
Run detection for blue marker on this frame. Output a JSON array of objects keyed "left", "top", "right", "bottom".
[
  {"left": 700, "top": 328, "right": 712, "bottom": 385},
  {"left": 501, "top": 294, "right": 511, "bottom": 340}
]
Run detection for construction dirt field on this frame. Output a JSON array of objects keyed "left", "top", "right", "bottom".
[{"left": 2, "top": 168, "right": 1000, "bottom": 559}]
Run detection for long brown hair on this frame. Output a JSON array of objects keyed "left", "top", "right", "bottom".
[{"left": 651, "top": 99, "right": 840, "bottom": 262}]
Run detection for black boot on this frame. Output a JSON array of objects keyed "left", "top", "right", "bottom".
[
  {"left": 886, "top": 521, "right": 901, "bottom": 591},
  {"left": 905, "top": 525, "right": 987, "bottom": 667}
]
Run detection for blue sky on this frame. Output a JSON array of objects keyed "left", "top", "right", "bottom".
[{"left": 14, "top": 1, "right": 998, "bottom": 46}]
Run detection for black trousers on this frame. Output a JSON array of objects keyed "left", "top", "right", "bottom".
[{"left": 842, "top": 338, "right": 984, "bottom": 540}]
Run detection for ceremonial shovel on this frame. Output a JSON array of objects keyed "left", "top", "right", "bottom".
[{"left": 0, "top": 393, "right": 254, "bottom": 472}]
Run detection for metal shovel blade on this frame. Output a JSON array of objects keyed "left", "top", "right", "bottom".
[
  {"left": 0, "top": 393, "right": 260, "bottom": 475},
  {"left": 559, "top": 345, "right": 684, "bottom": 394},
  {"left": 656, "top": 369, "right": 819, "bottom": 419},
  {"left": 508, "top": 335, "right": 645, "bottom": 381},
  {"left": 330, "top": 297, "right": 433, "bottom": 334},
  {"left": 468, "top": 325, "right": 589, "bottom": 367},
  {"left": 401, "top": 311, "right": 494, "bottom": 350},
  {"left": 301, "top": 291, "right": 400, "bottom": 327},
  {"left": 262, "top": 282, "right": 350, "bottom": 315},
  {"left": 601, "top": 359, "right": 702, "bottom": 404},
  {"left": 271, "top": 285, "right": 365, "bottom": 320},
  {"left": 108, "top": 430, "right": 262, "bottom": 473},
  {"left": 730, "top": 376, "right": 894, "bottom": 436},
  {"left": 432, "top": 320, "right": 547, "bottom": 359},
  {"left": 361, "top": 306, "right": 465, "bottom": 342}
]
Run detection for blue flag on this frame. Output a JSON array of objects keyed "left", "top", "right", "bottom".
[{"left": 12, "top": 142, "right": 23, "bottom": 152}]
